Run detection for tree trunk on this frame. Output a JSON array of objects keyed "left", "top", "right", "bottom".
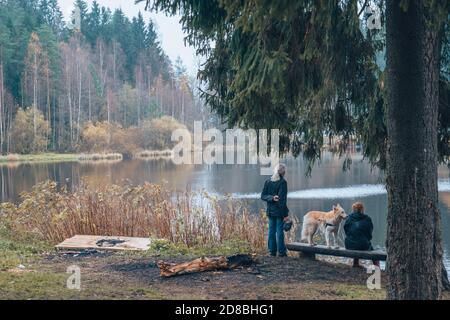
[
  {"left": 386, "top": 1, "right": 443, "bottom": 299},
  {"left": 66, "top": 62, "right": 73, "bottom": 147},
  {"left": 0, "top": 46, "right": 4, "bottom": 153},
  {"left": 46, "top": 60, "right": 51, "bottom": 151},
  {"left": 137, "top": 65, "right": 142, "bottom": 125},
  {"left": 77, "top": 57, "right": 82, "bottom": 142},
  {"left": 88, "top": 76, "right": 91, "bottom": 122},
  {"left": 33, "top": 50, "right": 38, "bottom": 138},
  {"left": 171, "top": 77, "right": 175, "bottom": 118}
]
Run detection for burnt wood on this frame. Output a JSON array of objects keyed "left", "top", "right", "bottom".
[{"left": 157, "top": 254, "right": 256, "bottom": 277}]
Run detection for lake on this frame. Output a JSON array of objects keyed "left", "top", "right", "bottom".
[{"left": 1, "top": 152, "right": 450, "bottom": 269}]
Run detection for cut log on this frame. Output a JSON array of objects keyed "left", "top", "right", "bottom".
[{"left": 157, "top": 254, "right": 255, "bottom": 277}]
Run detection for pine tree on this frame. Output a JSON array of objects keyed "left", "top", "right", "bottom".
[
  {"left": 36, "top": 24, "right": 59, "bottom": 148},
  {"left": 85, "top": 0, "right": 101, "bottom": 47},
  {"left": 111, "top": 9, "right": 132, "bottom": 79},
  {"left": 141, "top": 0, "right": 450, "bottom": 299},
  {"left": 37, "top": 0, "right": 64, "bottom": 36},
  {"left": 23, "top": 32, "right": 42, "bottom": 136},
  {"left": 99, "top": 6, "right": 112, "bottom": 42}
]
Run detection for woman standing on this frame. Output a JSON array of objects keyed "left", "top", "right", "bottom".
[{"left": 261, "top": 164, "right": 289, "bottom": 257}]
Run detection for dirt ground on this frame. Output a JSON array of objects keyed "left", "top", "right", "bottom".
[
  {"left": 3, "top": 250, "right": 450, "bottom": 300},
  {"left": 1, "top": 250, "right": 392, "bottom": 300}
]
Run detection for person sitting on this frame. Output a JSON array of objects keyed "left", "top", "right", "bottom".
[{"left": 344, "top": 202, "right": 379, "bottom": 268}]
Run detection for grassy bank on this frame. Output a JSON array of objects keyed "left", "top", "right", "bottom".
[
  {"left": 0, "top": 150, "right": 175, "bottom": 164},
  {"left": 0, "top": 153, "right": 79, "bottom": 163},
  {"left": 0, "top": 152, "right": 125, "bottom": 164}
]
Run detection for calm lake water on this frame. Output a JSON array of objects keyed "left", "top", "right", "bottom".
[{"left": 1, "top": 152, "right": 450, "bottom": 269}]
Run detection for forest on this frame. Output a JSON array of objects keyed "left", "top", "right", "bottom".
[{"left": 0, "top": 0, "right": 209, "bottom": 155}]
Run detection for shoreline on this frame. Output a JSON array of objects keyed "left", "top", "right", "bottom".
[
  {"left": 0, "top": 151, "right": 174, "bottom": 164},
  {"left": 0, "top": 153, "right": 79, "bottom": 164}
]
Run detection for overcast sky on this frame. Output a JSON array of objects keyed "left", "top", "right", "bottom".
[{"left": 57, "top": 0, "right": 198, "bottom": 75}]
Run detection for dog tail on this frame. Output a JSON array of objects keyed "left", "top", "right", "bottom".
[{"left": 300, "top": 218, "right": 308, "bottom": 243}]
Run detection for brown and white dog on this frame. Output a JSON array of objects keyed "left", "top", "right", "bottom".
[{"left": 301, "top": 204, "right": 348, "bottom": 248}]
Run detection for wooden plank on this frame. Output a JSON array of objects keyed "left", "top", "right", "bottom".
[
  {"left": 55, "top": 235, "right": 151, "bottom": 251},
  {"left": 287, "top": 242, "right": 387, "bottom": 261}
]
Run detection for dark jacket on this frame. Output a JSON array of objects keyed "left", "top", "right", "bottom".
[
  {"left": 344, "top": 212, "right": 374, "bottom": 251},
  {"left": 261, "top": 177, "right": 289, "bottom": 218}
]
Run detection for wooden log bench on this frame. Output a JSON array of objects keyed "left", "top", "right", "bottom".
[{"left": 286, "top": 242, "right": 387, "bottom": 261}]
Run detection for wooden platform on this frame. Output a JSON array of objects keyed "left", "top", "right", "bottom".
[
  {"left": 287, "top": 242, "right": 387, "bottom": 261},
  {"left": 56, "top": 235, "right": 151, "bottom": 251}
]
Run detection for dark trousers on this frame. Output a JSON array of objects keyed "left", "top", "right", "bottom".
[{"left": 268, "top": 216, "right": 286, "bottom": 256}]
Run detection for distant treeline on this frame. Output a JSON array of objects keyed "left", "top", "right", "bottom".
[{"left": 0, "top": 0, "right": 212, "bottom": 154}]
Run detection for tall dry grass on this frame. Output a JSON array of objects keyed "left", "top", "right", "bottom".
[
  {"left": 78, "top": 153, "right": 123, "bottom": 161},
  {"left": 0, "top": 181, "right": 267, "bottom": 251},
  {"left": 134, "top": 149, "right": 173, "bottom": 159}
]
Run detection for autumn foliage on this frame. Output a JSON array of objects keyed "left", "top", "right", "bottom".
[
  {"left": 79, "top": 116, "right": 187, "bottom": 157},
  {"left": 10, "top": 107, "right": 50, "bottom": 154}
]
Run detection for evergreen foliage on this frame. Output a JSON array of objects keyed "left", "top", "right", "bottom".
[
  {"left": 0, "top": 0, "right": 207, "bottom": 154},
  {"left": 143, "top": 0, "right": 449, "bottom": 170}
]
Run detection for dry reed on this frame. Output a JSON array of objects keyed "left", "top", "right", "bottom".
[
  {"left": 78, "top": 153, "right": 123, "bottom": 161},
  {"left": 0, "top": 181, "right": 267, "bottom": 251},
  {"left": 134, "top": 149, "right": 173, "bottom": 159}
]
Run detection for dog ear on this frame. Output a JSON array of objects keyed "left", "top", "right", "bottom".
[{"left": 332, "top": 205, "right": 336, "bottom": 211}]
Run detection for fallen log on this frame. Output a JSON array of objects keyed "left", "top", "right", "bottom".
[{"left": 157, "top": 254, "right": 255, "bottom": 277}]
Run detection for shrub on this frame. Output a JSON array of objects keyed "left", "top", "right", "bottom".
[
  {"left": 79, "top": 122, "right": 138, "bottom": 157},
  {"left": 6, "top": 154, "right": 20, "bottom": 162},
  {"left": 10, "top": 108, "right": 50, "bottom": 154},
  {"left": 79, "top": 122, "right": 110, "bottom": 152},
  {"left": 80, "top": 117, "right": 187, "bottom": 156},
  {"left": 110, "top": 125, "right": 138, "bottom": 158},
  {"left": 136, "top": 116, "right": 187, "bottom": 150}
]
